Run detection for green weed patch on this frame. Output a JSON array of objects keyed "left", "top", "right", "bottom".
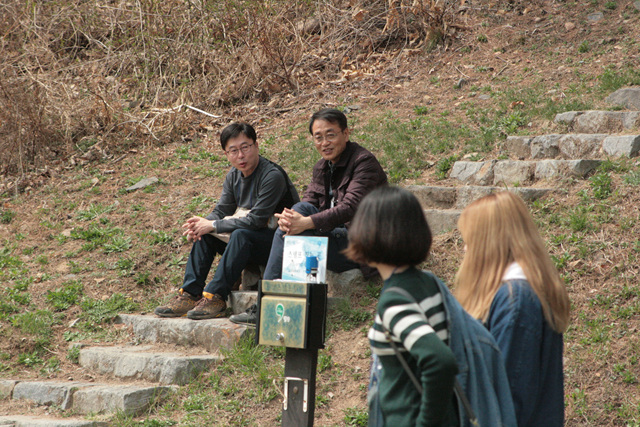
[
  {"left": 0, "top": 209, "right": 15, "bottom": 224},
  {"left": 46, "top": 281, "right": 84, "bottom": 311},
  {"left": 327, "top": 299, "right": 372, "bottom": 332},
  {"left": 598, "top": 65, "right": 640, "bottom": 93},
  {"left": 70, "top": 223, "right": 132, "bottom": 254},
  {"left": 344, "top": 407, "right": 368, "bottom": 426},
  {"left": 76, "top": 203, "right": 116, "bottom": 221},
  {"left": 80, "top": 293, "right": 139, "bottom": 327}
]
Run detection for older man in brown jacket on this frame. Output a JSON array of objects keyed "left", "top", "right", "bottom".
[{"left": 230, "top": 108, "right": 387, "bottom": 324}]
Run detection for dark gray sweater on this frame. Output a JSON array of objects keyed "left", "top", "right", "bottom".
[{"left": 206, "top": 156, "right": 299, "bottom": 233}]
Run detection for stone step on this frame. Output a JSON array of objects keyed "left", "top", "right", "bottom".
[
  {"left": 505, "top": 133, "right": 640, "bottom": 160},
  {"left": 326, "top": 268, "right": 366, "bottom": 299},
  {"left": 78, "top": 345, "right": 220, "bottom": 385},
  {"left": 450, "top": 159, "right": 601, "bottom": 186},
  {"left": 407, "top": 185, "right": 553, "bottom": 210},
  {"left": 424, "top": 209, "right": 461, "bottom": 234},
  {"left": 3, "top": 380, "right": 175, "bottom": 416},
  {"left": 115, "top": 314, "right": 248, "bottom": 352},
  {"left": 555, "top": 110, "right": 640, "bottom": 133},
  {"left": 606, "top": 87, "right": 640, "bottom": 110},
  {"left": 418, "top": 186, "right": 556, "bottom": 234},
  {"left": 72, "top": 384, "right": 175, "bottom": 416},
  {"left": 230, "top": 290, "right": 257, "bottom": 314},
  {"left": 0, "top": 415, "right": 108, "bottom": 426}
]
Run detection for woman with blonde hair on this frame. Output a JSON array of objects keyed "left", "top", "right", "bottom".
[{"left": 455, "top": 191, "right": 570, "bottom": 427}]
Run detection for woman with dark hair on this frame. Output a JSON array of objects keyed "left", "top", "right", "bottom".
[
  {"left": 345, "top": 186, "right": 459, "bottom": 426},
  {"left": 455, "top": 191, "right": 570, "bottom": 427}
]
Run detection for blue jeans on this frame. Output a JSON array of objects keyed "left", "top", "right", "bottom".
[
  {"left": 181, "top": 228, "right": 275, "bottom": 300},
  {"left": 368, "top": 354, "right": 384, "bottom": 427},
  {"left": 263, "top": 202, "right": 358, "bottom": 280}
]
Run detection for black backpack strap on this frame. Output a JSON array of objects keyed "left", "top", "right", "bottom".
[
  {"left": 263, "top": 157, "right": 300, "bottom": 213},
  {"left": 267, "top": 159, "right": 299, "bottom": 210},
  {"left": 379, "top": 317, "right": 423, "bottom": 394},
  {"left": 383, "top": 286, "right": 480, "bottom": 427}
]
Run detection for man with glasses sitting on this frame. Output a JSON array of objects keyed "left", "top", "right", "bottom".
[
  {"left": 230, "top": 108, "right": 387, "bottom": 325},
  {"left": 155, "top": 122, "right": 299, "bottom": 320}
]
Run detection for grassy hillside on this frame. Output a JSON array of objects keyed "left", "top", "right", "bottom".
[{"left": 1, "top": 0, "right": 640, "bottom": 425}]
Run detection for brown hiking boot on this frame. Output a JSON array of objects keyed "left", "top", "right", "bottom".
[
  {"left": 154, "top": 289, "right": 200, "bottom": 318},
  {"left": 187, "top": 293, "right": 226, "bottom": 320}
]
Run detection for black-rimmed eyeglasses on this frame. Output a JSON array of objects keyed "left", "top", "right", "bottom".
[{"left": 225, "top": 143, "right": 255, "bottom": 157}]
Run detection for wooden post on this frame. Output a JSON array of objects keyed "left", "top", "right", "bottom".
[{"left": 282, "top": 347, "right": 319, "bottom": 427}]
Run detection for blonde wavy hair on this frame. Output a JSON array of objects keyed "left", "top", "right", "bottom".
[{"left": 454, "top": 191, "right": 570, "bottom": 333}]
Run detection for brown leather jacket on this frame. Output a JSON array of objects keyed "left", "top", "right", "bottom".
[{"left": 303, "top": 141, "right": 387, "bottom": 233}]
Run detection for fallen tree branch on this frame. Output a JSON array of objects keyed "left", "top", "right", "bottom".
[{"left": 178, "top": 104, "right": 223, "bottom": 119}]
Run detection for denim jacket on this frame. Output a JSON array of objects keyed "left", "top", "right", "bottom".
[
  {"left": 487, "top": 279, "right": 565, "bottom": 427},
  {"left": 433, "top": 274, "right": 517, "bottom": 427},
  {"left": 368, "top": 272, "right": 517, "bottom": 427}
]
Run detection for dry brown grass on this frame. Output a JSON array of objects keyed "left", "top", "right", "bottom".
[{"left": 0, "top": 0, "right": 469, "bottom": 183}]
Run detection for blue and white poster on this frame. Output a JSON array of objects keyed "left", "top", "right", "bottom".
[{"left": 282, "top": 236, "right": 329, "bottom": 283}]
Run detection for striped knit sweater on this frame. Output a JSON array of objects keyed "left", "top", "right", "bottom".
[{"left": 368, "top": 267, "right": 458, "bottom": 426}]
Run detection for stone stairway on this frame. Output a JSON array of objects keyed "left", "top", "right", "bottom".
[
  {"left": 0, "top": 416, "right": 108, "bottom": 427},
  {"left": 0, "top": 276, "right": 365, "bottom": 426},
  {"left": 0, "top": 291, "right": 257, "bottom": 426},
  {"left": 411, "top": 184, "right": 555, "bottom": 234},
  {"left": 416, "top": 87, "right": 640, "bottom": 234}
]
